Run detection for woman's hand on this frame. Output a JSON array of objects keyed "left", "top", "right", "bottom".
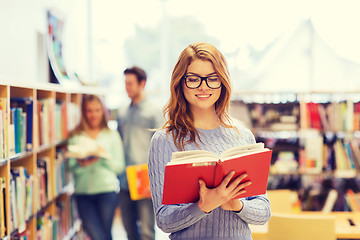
[
  {"left": 77, "top": 156, "right": 100, "bottom": 167},
  {"left": 220, "top": 199, "right": 244, "bottom": 212},
  {"left": 197, "top": 171, "right": 251, "bottom": 213}
]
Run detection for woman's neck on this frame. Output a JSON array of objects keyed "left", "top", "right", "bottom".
[
  {"left": 86, "top": 126, "right": 101, "bottom": 139},
  {"left": 191, "top": 108, "right": 220, "bottom": 130}
]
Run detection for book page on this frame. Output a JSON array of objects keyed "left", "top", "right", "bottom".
[
  {"left": 221, "top": 148, "right": 270, "bottom": 161},
  {"left": 66, "top": 135, "right": 110, "bottom": 159},
  {"left": 220, "top": 142, "right": 264, "bottom": 159},
  {"left": 168, "top": 150, "right": 218, "bottom": 165}
]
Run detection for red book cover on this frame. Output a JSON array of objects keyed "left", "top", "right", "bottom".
[
  {"left": 307, "top": 102, "right": 322, "bottom": 130},
  {"left": 162, "top": 143, "right": 272, "bottom": 205}
]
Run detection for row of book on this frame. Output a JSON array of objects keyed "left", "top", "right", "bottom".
[
  {"left": 299, "top": 134, "right": 360, "bottom": 177},
  {"left": 39, "top": 100, "right": 80, "bottom": 147},
  {"left": 36, "top": 157, "right": 52, "bottom": 210},
  {"left": 232, "top": 100, "right": 360, "bottom": 133},
  {"left": 265, "top": 129, "right": 360, "bottom": 176},
  {"left": 0, "top": 97, "right": 81, "bottom": 158},
  {"left": 11, "top": 195, "right": 82, "bottom": 240},
  {"left": 53, "top": 150, "right": 71, "bottom": 197},
  {"left": 54, "top": 196, "right": 81, "bottom": 240},
  {"left": 9, "top": 157, "right": 53, "bottom": 235},
  {"left": 9, "top": 166, "right": 33, "bottom": 234},
  {"left": 300, "top": 101, "right": 360, "bottom": 132}
]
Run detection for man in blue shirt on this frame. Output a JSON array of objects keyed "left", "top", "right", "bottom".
[{"left": 117, "top": 66, "right": 162, "bottom": 240}]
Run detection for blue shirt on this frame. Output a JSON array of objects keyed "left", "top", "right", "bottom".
[{"left": 117, "top": 97, "right": 163, "bottom": 190}]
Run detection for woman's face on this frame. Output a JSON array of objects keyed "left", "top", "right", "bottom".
[
  {"left": 85, "top": 100, "right": 104, "bottom": 129},
  {"left": 183, "top": 59, "right": 221, "bottom": 113}
]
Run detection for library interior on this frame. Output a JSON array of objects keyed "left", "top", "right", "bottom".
[{"left": 1, "top": 0, "right": 360, "bottom": 240}]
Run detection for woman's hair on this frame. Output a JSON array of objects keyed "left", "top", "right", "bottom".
[
  {"left": 163, "top": 42, "right": 233, "bottom": 150},
  {"left": 70, "top": 94, "right": 109, "bottom": 136}
]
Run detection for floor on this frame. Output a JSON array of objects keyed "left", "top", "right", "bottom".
[{"left": 111, "top": 208, "right": 169, "bottom": 240}]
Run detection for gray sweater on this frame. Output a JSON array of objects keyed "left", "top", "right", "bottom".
[{"left": 148, "top": 124, "right": 271, "bottom": 240}]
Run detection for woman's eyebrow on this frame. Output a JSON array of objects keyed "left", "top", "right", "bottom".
[{"left": 187, "top": 72, "right": 217, "bottom": 76}]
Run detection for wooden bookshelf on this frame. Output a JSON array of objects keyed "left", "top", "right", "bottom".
[
  {"left": 231, "top": 91, "right": 360, "bottom": 211},
  {"left": 0, "top": 80, "right": 93, "bottom": 239}
]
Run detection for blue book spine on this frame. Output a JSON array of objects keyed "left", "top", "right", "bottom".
[
  {"left": 26, "top": 100, "right": 33, "bottom": 151},
  {"left": 11, "top": 108, "right": 19, "bottom": 154},
  {"left": 10, "top": 98, "right": 33, "bottom": 151},
  {"left": 15, "top": 108, "right": 22, "bottom": 154}
]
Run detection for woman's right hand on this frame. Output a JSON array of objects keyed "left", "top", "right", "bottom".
[{"left": 197, "top": 171, "right": 251, "bottom": 213}]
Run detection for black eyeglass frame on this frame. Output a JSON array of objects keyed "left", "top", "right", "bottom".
[{"left": 182, "top": 74, "right": 222, "bottom": 89}]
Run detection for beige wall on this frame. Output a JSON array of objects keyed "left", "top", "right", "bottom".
[{"left": 0, "top": 0, "right": 89, "bottom": 84}]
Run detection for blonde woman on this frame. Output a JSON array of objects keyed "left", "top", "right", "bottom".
[
  {"left": 68, "top": 94, "right": 124, "bottom": 240},
  {"left": 148, "top": 42, "right": 271, "bottom": 239}
]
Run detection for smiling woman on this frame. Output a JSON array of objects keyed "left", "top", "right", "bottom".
[{"left": 147, "top": 42, "right": 271, "bottom": 240}]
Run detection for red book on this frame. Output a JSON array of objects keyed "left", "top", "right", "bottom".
[{"left": 162, "top": 143, "right": 272, "bottom": 205}]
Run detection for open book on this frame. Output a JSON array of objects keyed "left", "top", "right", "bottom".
[
  {"left": 162, "top": 143, "right": 272, "bottom": 205},
  {"left": 66, "top": 135, "right": 110, "bottom": 160}
]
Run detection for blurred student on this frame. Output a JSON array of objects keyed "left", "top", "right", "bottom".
[
  {"left": 148, "top": 42, "right": 271, "bottom": 239},
  {"left": 117, "top": 66, "right": 162, "bottom": 240},
  {"left": 67, "top": 94, "right": 125, "bottom": 240}
]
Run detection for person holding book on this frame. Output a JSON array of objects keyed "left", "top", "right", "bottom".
[
  {"left": 117, "top": 66, "right": 163, "bottom": 240},
  {"left": 148, "top": 42, "right": 271, "bottom": 239},
  {"left": 67, "top": 94, "right": 125, "bottom": 240}
]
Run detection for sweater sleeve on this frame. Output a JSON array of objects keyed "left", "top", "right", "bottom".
[
  {"left": 148, "top": 131, "right": 208, "bottom": 233},
  {"left": 236, "top": 194, "right": 271, "bottom": 225},
  {"left": 100, "top": 130, "right": 125, "bottom": 174}
]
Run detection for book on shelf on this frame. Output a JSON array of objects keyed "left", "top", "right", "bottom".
[
  {"left": 66, "top": 102, "right": 81, "bottom": 133},
  {"left": 0, "top": 110, "right": 4, "bottom": 159},
  {"left": 8, "top": 122, "right": 15, "bottom": 157},
  {"left": 54, "top": 150, "right": 69, "bottom": 196},
  {"left": 299, "top": 131, "right": 323, "bottom": 174},
  {"left": 66, "top": 135, "right": 110, "bottom": 160},
  {"left": 55, "top": 101, "right": 68, "bottom": 142},
  {"left": 345, "top": 189, "right": 360, "bottom": 212},
  {"left": 162, "top": 143, "right": 272, "bottom": 205},
  {"left": 38, "top": 99, "right": 54, "bottom": 146},
  {"left": 37, "top": 157, "right": 52, "bottom": 205},
  {"left": 0, "top": 177, "right": 6, "bottom": 238},
  {"left": 0, "top": 98, "right": 7, "bottom": 159},
  {"left": 10, "top": 166, "right": 31, "bottom": 233},
  {"left": 334, "top": 140, "right": 356, "bottom": 178},
  {"left": 10, "top": 97, "right": 33, "bottom": 152},
  {"left": 126, "top": 164, "right": 151, "bottom": 201},
  {"left": 321, "top": 189, "right": 338, "bottom": 213}
]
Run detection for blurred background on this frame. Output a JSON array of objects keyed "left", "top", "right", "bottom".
[
  {"left": 2, "top": 1, "right": 360, "bottom": 239},
  {"left": 1, "top": 0, "right": 360, "bottom": 109}
]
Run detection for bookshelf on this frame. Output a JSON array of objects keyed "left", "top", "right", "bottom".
[
  {"left": 231, "top": 91, "right": 360, "bottom": 211},
  {"left": 0, "top": 80, "right": 99, "bottom": 240}
]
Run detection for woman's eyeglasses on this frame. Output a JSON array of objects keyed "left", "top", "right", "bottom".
[{"left": 183, "top": 74, "right": 222, "bottom": 89}]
